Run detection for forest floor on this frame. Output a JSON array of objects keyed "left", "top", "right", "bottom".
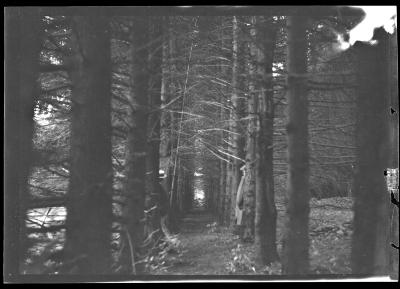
[{"left": 154, "top": 197, "right": 354, "bottom": 276}]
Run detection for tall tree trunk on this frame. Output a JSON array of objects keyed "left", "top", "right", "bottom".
[
  {"left": 282, "top": 16, "right": 310, "bottom": 275},
  {"left": 4, "top": 8, "right": 42, "bottom": 278},
  {"left": 64, "top": 16, "right": 113, "bottom": 274},
  {"left": 209, "top": 177, "right": 215, "bottom": 212},
  {"left": 225, "top": 161, "right": 232, "bottom": 224},
  {"left": 388, "top": 30, "right": 399, "bottom": 280},
  {"left": 145, "top": 16, "right": 164, "bottom": 245},
  {"left": 168, "top": 17, "right": 186, "bottom": 233},
  {"left": 230, "top": 16, "right": 245, "bottom": 228},
  {"left": 351, "top": 28, "right": 391, "bottom": 276},
  {"left": 122, "top": 16, "right": 149, "bottom": 274},
  {"left": 160, "top": 16, "right": 173, "bottom": 220},
  {"left": 160, "top": 16, "right": 175, "bottom": 185},
  {"left": 218, "top": 21, "right": 228, "bottom": 225},
  {"left": 177, "top": 165, "right": 185, "bottom": 212},
  {"left": 213, "top": 169, "right": 220, "bottom": 217},
  {"left": 179, "top": 166, "right": 186, "bottom": 212},
  {"left": 242, "top": 16, "right": 258, "bottom": 242},
  {"left": 169, "top": 159, "right": 181, "bottom": 233},
  {"left": 219, "top": 144, "right": 227, "bottom": 224},
  {"left": 183, "top": 170, "right": 193, "bottom": 213},
  {"left": 254, "top": 16, "right": 279, "bottom": 266}
]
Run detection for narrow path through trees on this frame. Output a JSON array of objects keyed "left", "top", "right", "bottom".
[{"left": 154, "top": 197, "right": 355, "bottom": 275}]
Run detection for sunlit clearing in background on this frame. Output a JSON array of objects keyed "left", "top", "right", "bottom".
[
  {"left": 273, "top": 62, "right": 284, "bottom": 77},
  {"left": 26, "top": 207, "right": 66, "bottom": 229},
  {"left": 50, "top": 56, "right": 61, "bottom": 65},
  {"left": 34, "top": 105, "right": 53, "bottom": 126},
  {"left": 337, "top": 6, "right": 397, "bottom": 51},
  {"left": 194, "top": 187, "right": 204, "bottom": 201},
  {"left": 193, "top": 186, "right": 205, "bottom": 209},
  {"left": 193, "top": 170, "right": 205, "bottom": 208},
  {"left": 194, "top": 171, "right": 203, "bottom": 177}
]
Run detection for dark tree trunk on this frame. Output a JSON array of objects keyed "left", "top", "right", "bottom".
[
  {"left": 217, "top": 22, "right": 229, "bottom": 225},
  {"left": 387, "top": 30, "right": 399, "bottom": 171},
  {"left": 208, "top": 177, "right": 214, "bottom": 212},
  {"left": 242, "top": 16, "right": 258, "bottom": 242},
  {"left": 219, "top": 148, "right": 227, "bottom": 225},
  {"left": 167, "top": 19, "right": 177, "bottom": 194},
  {"left": 168, "top": 17, "right": 185, "bottom": 234},
  {"left": 4, "top": 8, "right": 42, "bottom": 278},
  {"left": 225, "top": 161, "right": 232, "bottom": 224},
  {"left": 213, "top": 170, "right": 220, "bottom": 217},
  {"left": 145, "top": 16, "right": 164, "bottom": 245},
  {"left": 64, "top": 16, "right": 113, "bottom": 274},
  {"left": 159, "top": 16, "right": 173, "bottom": 219},
  {"left": 351, "top": 28, "right": 391, "bottom": 276},
  {"left": 177, "top": 165, "right": 185, "bottom": 212},
  {"left": 387, "top": 30, "right": 399, "bottom": 280},
  {"left": 183, "top": 171, "right": 193, "bottom": 213},
  {"left": 282, "top": 16, "right": 310, "bottom": 275},
  {"left": 230, "top": 16, "right": 245, "bottom": 228},
  {"left": 254, "top": 16, "right": 279, "bottom": 266},
  {"left": 122, "top": 16, "right": 149, "bottom": 274},
  {"left": 169, "top": 159, "right": 182, "bottom": 233}
]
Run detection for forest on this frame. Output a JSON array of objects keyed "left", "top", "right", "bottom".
[{"left": 4, "top": 6, "right": 399, "bottom": 282}]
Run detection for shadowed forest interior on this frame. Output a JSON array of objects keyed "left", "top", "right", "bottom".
[{"left": 4, "top": 6, "right": 399, "bottom": 280}]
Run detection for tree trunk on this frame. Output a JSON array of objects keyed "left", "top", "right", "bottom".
[
  {"left": 351, "top": 28, "right": 391, "bottom": 276},
  {"left": 388, "top": 30, "right": 399, "bottom": 280},
  {"left": 64, "top": 16, "right": 113, "bottom": 274},
  {"left": 160, "top": 16, "right": 173, "bottom": 222},
  {"left": 168, "top": 17, "right": 186, "bottom": 233},
  {"left": 282, "top": 16, "right": 310, "bottom": 275},
  {"left": 122, "top": 16, "right": 149, "bottom": 274},
  {"left": 4, "top": 8, "right": 42, "bottom": 278},
  {"left": 225, "top": 161, "right": 232, "bottom": 224},
  {"left": 169, "top": 159, "right": 181, "bottom": 233},
  {"left": 230, "top": 16, "right": 245, "bottom": 228},
  {"left": 242, "top": 16, "right": 258, "bottom": 242},
  {"left": 183, "top": 171, "right": 193, "bottom": 213},
  {"left": 145, "top": 16, "right": 164, "bottom": 246},
  {"left": 218, "top": 22, "right": 229, "bottom": 225},
  {"left": 219, "top": 148, "right": 227, "bottom": 224},
  {"left": 177, "top": 165, "right": 185, "bottom": 212},
  {"left": 254, "top": 16, "right": 279, "bottom": 267},
  {"left": 213, "top": 171, "right": 220, "bottom": 217}
]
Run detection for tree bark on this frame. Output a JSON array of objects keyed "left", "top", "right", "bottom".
[
  {"left": 4, "top": 8, "right": 42, "bottom": 278},
  {"left": 217, "top": 21, "right": 229, "bottom": 225},
  {"left": 230, "top": 16, "right": 246, "bottom": 228},
  {"left": 242, "top": 16, "right": 258, "bottom": 242},
  {"left": 225, "top": 162, "right": 233, "bottom": 224},
  {"left": 213, "top": 169, "right": 220, "bottom": 217},
  {"left": 122, "top": 16, "right": 149, "bottom": 274},
  {"left": 160, "top": 16, "right": 173, "bottom": 223},
  {"left": 351, "top": 28, "right": 391, "bottom": 276},
  {"left": 169, "top": 159, "right": 182, "bottom": 233},
  {"left": 388, "top": 30, "right": 399, "bottom": 280},
  {"left": 254, "top": 16, "right": 279, "bottom": 266},
  {"left": 167, "top": 18, "right": 184, "bottom": 233},
  {"left": 64, "top": 16, "right": 113, "bottom": 274},
  {"left": 282, "top": 16, "right": 310, "bottom": 275},
  {"left": 219, "top": 145, "right": 227, "bottom": 224},
  {"left": 183, "top": 170, "right": 194, "bottom": 213},
  {"left": 145, "top": 16, "right": 164, "bottom": 246}
]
